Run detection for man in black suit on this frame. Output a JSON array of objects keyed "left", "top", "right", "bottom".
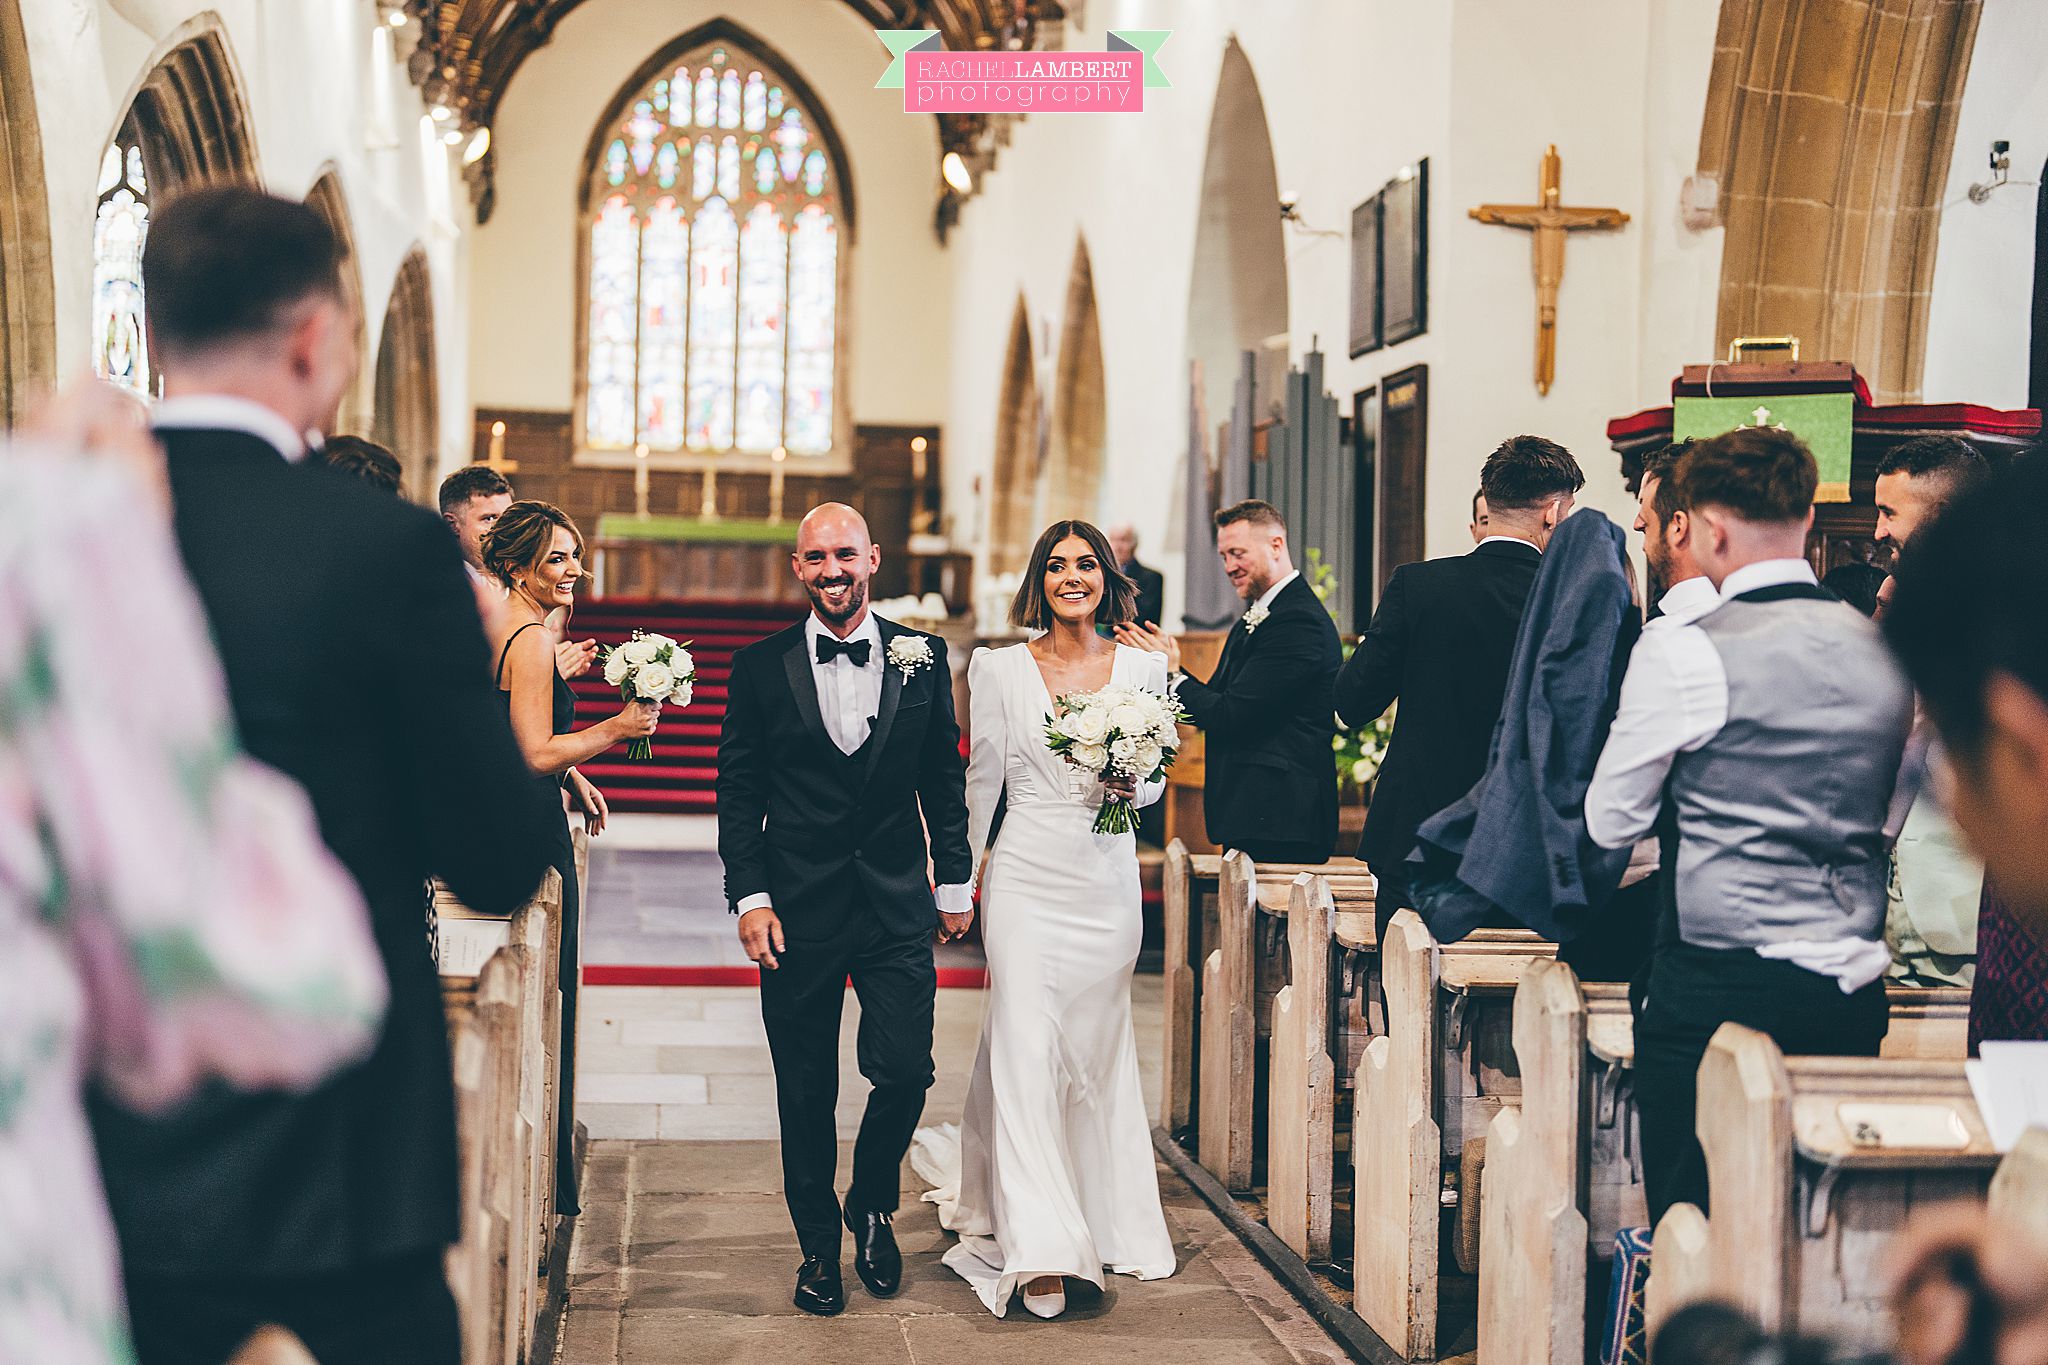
[
  {"left": 1108, "top": 522, "right": 1166, "bottom": 627},
  {"left": 1337, "top": 435, "right": 1584, "bottom": 936},
  {"left": 718, "top": 503, "right": 973, "bottom": 1316},
  {"left": 88, "top": 188, "right": 559, "bottom": 1365},
  {"left": 1121, "top": 499, "right": 1341, "bottom": 863}
]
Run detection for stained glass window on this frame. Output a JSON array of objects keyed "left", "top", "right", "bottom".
[
  {"left": 583, "top": 41, "right": 842, "bottom": 458},
  {"left": 93, "top": 123, "right": 154, "bottom": 397}
]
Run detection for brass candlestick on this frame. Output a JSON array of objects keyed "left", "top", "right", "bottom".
[
  {"left": 769, "top": 446, "right": 787, "bottom": 523},
  {"left": 633, "top": 442, "right": 650, "bottom": 519}
]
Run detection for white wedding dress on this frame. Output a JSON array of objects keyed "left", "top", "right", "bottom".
[{"left": 911, "top": 642, "right": 1177, "bottom": 1315}]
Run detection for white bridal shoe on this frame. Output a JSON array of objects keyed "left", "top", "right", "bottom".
[{"left": 1022, "top": 1278, "right": 1066, "bottom": 1319}]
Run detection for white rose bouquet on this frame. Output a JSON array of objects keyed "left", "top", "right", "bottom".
[
  {"left": 1043, "top": 682, "right": 1185, "bottom": 835},
  {"left": 598, "top": 630, "right": 695, "bottom": 760}
]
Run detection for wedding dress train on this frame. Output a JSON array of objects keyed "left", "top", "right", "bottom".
[{"left": 910, "top": 642, "right": 1176, "bottom": 1316}]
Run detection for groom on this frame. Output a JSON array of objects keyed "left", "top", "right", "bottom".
[{"left": 717, "top": 503, "right": 974, "bottom": 1316}]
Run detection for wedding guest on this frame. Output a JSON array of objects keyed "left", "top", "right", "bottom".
[
  {"left": 437, "top": 464, "right": 512, "bottom": 583},
  {"left": 1337, "top": 435, "right": 1583, "bottom": 936},
  {"left": 440, "top": 464, "right": 597, "bottom": 679},
  {"left": 1, "top": 382, "right": 386, "bottom": 1365},
  {"left": 90, "top": 184, "right": 560, "bottom": 1365},
  {"left": 1469, "top": 489, "right": 1490, "bottom": 544},
  {"left": 1875, "top": 434, "right": 1988, "bottom": 557},
  {"left": 315, "top": 434, "right": 403, "bottom": 495},
  {"left": 1587, "top": 427, "right": 1914, "bottom": 1225},
  {"left": 1638, "top": 442, "right": 1716, "bottom": 624},
  {"left": 1118, "top": 500, "right": 1341, "bottom": 864},
  {"left": 1107, "top": 522, "right": 1165, "bottom": 627},
  {"left": 481, "top": 500, "right": 658, "bottom": 1217},
  {"left": 1883, "top": 449, "right": 2048, "bottom": 1038}
]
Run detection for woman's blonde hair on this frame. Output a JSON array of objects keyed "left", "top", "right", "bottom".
[{"left": 481, "top": 500, "right": 584, "bottom": 593}]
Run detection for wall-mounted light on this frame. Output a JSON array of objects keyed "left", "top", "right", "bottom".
[
  {"left": 1969, "top": 139, "right": 2014, "bottom": 204},
  {"left": 430, "top": 103, "right": 453, "bottom": 123},
  {"left": 942, "top": 151, "right": 974, "bottom": 195},
  {"left": 386, "top": 8, "right": 408, "bottom": 27},
  {"left": 441, "top": 127, "right": 463, "bottom": 147},
  {"left": 463, "top": 126, "right": 491, "bottom": 164}
]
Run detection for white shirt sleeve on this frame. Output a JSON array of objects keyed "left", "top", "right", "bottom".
[
  {"left": 736, "top": 891, "right": 772, "bottom": 915},
  {"left": 1585, "top": 624, "right": 1729, "bottom": 850},
  {"left": 963, "top": 648, "right": 1006, "bottom": 892}
]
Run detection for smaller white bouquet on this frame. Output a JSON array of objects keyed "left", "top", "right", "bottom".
[
  {"left": 598, "top": 630, "right": 695, "bottom": 760},
  {"left": 1043, "top": 682, "right": 1186, "bottom": 835}
]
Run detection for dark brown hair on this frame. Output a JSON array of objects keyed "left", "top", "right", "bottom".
[
  {"left": 438, "top": 463, "right": 512, "bottom": 514},
  {"left": 143, "top": 186, "right": 343, "bottom": 356},
  {"left": 482, "top": 500, "right": 585, "bottom": 590},
  {"left": 1641, "top": 439, "right": 1693, "bottom": 528},
  {"left": 315, "top": 435, "right": 403, "bottom": 495},
  {"left": 1674, "top": 426, "right": 1817, "bottom": 524},
  {"left": 1479, "top": 435, "right": 1584, "bottom": 512},
  {"left": 1010, "top": 519, "right": 1138, "bottom": 631},
  {"left": 1214, "top": 498, "right": 1286, "bottom": 532}
]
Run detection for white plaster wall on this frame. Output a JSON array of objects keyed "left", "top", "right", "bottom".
[
  {"left": 1922, "top": 0, "right": 2048, "bottom": 408},
  {"left": 18, "top": 0, "right": 474, "bottom": 475},
  {"left": 940, "top": 0, "right": 1726, "bottom": 616},
  {"left": 469, "top": 0, "right": 950, "bottom": 431}
]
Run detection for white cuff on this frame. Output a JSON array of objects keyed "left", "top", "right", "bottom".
[
  {"left": 935, "top": 883, "right": 973, "bottom": 916},
  {"left": 736, "top": 892, "right": 773, "bottom": 914}
]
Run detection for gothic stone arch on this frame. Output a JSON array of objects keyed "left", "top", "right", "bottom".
[
  {"left": 373, "top": 249, "right": 440, "bottom": 504},
  {"left": 0, "top": 0, "right": 54, "bottom": 424}
]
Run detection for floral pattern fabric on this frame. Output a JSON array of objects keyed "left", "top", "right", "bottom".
[{"left": 0, "top": 450, "right": 386, "bottom": 1365}]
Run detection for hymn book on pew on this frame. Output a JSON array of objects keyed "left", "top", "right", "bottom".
[{"left": 1966, "top": 1042, "right": 2048, "bottom": 1151}]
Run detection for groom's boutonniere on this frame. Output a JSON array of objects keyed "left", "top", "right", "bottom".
[
  {"left": 1243, "top": 603, "right": 1270, "bottom": 634},
  {"left": 888, "top": 634, "right": 934, "bottom": 680}
]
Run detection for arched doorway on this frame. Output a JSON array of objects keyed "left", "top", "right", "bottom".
[
  {"left": 0, "top": 0, "right": 53, "bottom": 425},
  {"left": 1040, "top": 238, "right": 1106, "bottom": 526},
  {"left": 93, "top": 18, "right": 259, "bottom": 397},
  {"left": 986, "top": 296, "right": 1041, "bottom": 579},
  {"left": 372, "top": 250, "right": 440, "bottom": 504},
  {"left": 1182, "top": 38, "right": 1288, "bottom": 628},
  {"left": 1699, "top": 0, "right": 1979, "bottom": 404},
  {"left": 305, "top": 169, "right": 369, "bottom": 436}
]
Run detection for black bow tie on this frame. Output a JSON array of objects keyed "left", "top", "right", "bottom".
[{"left": 815, "top": 636, "right": 872, "bottom": 667}]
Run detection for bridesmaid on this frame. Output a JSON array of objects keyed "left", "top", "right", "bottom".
[{"left": 481, "top": 501, "right": 659, "bottom": 1214}]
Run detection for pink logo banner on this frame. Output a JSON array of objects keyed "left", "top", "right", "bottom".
[{"left": 903, "top": 48, "right": 1146, "bottom": 113}]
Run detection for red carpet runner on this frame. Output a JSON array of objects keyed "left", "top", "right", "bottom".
[{"left": 567, "top": 597, "right": 806, "bottom": 814}]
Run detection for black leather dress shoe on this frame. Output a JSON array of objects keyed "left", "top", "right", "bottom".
[
  {"left": 843, "top": 1208, "right": 902, "bottom": 1297},
  {"left": 794, "top": 1255, "right": 844, "bottom": 1315}
]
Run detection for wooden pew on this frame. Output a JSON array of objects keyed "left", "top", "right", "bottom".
[
  {"left": 1266, "top": 870, "right": 1380, "bottom": 1263},
  {"left": 1644, "top": 1023, "right": 1999, "bottom": 1351},
  {"left": 441, "top": 869, "right": 563, "bottom": 1365},
  {"left": 1354, "top": 909, "right": 1556, "bottom": 1361},
  {"left": 1161, "top": 840, "right": 1215, "bottom": 1141}
]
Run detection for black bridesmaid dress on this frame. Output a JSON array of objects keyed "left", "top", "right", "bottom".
[{"left": 496, "top": 619, "right": 584, "bottom": 1216}]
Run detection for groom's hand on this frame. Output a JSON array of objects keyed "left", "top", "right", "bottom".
[
  {"left": 938, "top": 908, "right": 974, "bottom": 944},
  {"left": 738, "top": 906, "right": 786, "bottom": 970}
]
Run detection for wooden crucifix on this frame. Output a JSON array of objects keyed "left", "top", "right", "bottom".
[{"left": 1469, "top": 145, "right": 1629, "bottom": 395}]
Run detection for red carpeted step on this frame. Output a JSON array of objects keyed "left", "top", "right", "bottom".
[{"left": 566, "top": 597, "right": 803, "bottom": 812}]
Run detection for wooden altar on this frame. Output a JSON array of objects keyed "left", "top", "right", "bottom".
[
  {"left": 1608, "top": 364, "right": 2041, "bottom": 573},
  {"left": 592, "top": 515, "right": 804, "bottom": 605}
]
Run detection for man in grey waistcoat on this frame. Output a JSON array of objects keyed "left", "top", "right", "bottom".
[{"left": 1586, "top": 426, "right": 1916, "bottom": 1224}]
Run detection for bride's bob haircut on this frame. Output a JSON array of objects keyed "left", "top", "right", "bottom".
[{"left": 1010, "top": 519, "right": 1139, "bottom": 631}]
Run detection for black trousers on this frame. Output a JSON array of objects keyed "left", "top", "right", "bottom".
[
  {"left": 1633, "top": 943, "right": 1888, "bottom": 1225},
  {"left": 759, "top": 903, "right": 937, "bottom": 1260},
  {"left": 124, "top": 1250, "right": 459, "bottom": 1365},
  {"left": 1234, "top": 838, "right": 1330, "bottom": 867},
  {"left": 548, "top": 833, "right": 582, "bottom": 1217},
  {"left": 1556, "top": 874, "right": 1661, "bottom": 985},
  {"left": 1369, "top": 859, "right": 1414, "bottom": 943}
]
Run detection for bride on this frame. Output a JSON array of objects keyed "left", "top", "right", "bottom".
[{"left": 912, "top": 519, "right": 1177, "bottom": 1319}]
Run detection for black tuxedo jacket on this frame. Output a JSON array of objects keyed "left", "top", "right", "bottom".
[
  {"left": 89, "top": 428, "right": 558, "bottom": 1278},
  {"left": 717, "top": 617, "right": 972, "bottom": 940},
  {"left": 1337, "top": 539, "right": 1542, "bottom": 868},
  {"left": 1123, "top": 558, "right": 1165, "bottom": 629},
  {"left": 1177, "top": 574, "right": 1341, "bottom": 858}
]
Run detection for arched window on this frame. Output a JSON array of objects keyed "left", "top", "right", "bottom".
[
  {"left": 581, "top": 36, "right": 846, "bottom": 462},
  {"left": 93, "top": 116, "right": 154, "bottom": 397}
]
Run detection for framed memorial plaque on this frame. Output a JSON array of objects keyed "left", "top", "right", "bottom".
[
  {"left": 1381, "top": 160, "right": 1429, "bottom": 346},
  {"left": 1349, "top": 197, "right": 1382, "bottom": 358},
  {"left": 1377, "top": 364, "right": 1428, "bottom": 597}
]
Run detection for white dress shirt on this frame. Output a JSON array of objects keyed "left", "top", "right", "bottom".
[
  {"left": 1587, "top": 558, "right": 1895, "bottom": 991},
  {"left": 1475, "top": 534, "right": 1542, "bottom": 554},
  {"left": 1251, "top": 568, "right": 1302, "bottom": 615},
  {"left": 1648, "top": 574, "right": 1718, "bottom": 631},
  {"left": 153, "top": 394, "right": 310, "bottom": 461},
  {"left": 737, "top": 611, "right": 970, "bottom": 918}
]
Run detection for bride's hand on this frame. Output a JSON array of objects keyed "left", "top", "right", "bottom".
[{"left": 1103, "top": 773, "right": 1138, "bottom": 801}]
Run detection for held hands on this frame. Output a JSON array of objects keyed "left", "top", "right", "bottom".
[
  {"left": 938, "top": 908, "right": 975, "bottom": 944},
  {"left": 738, "top": 906, "right": 786, "bottom": 970},
  {"left": 1114, "top": 621, "right": 1180, "bottom": 674},
  {"left": 1103, "top": 773, "right": 1138, "bottom": 802}
]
